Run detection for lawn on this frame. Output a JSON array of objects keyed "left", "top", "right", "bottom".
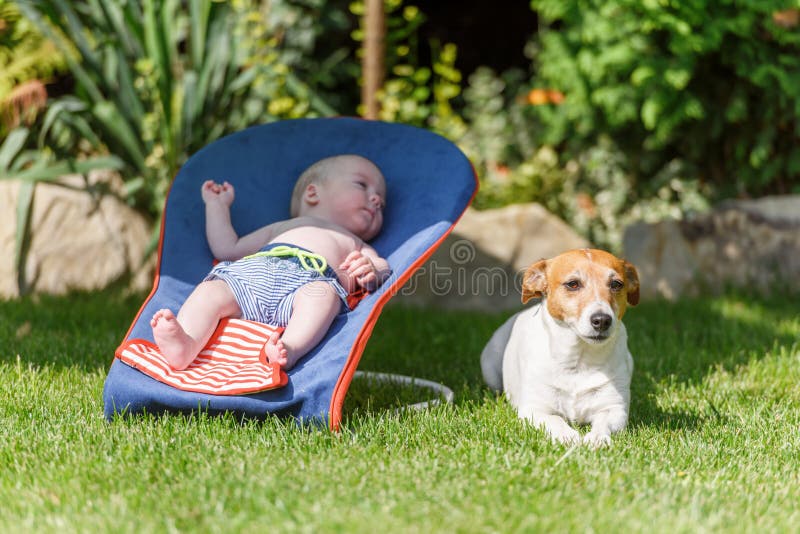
[{"left": 1, "top": 288, "right": 798, "bottom": 532}]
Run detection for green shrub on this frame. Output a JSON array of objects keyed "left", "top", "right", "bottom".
[
  {"left": 0, "top": 1, "right": 68, "bottom": 134},
  {"left": 0, "top": 0, "right": 355, "bottom": 294},
  {"left": 455, "top": 65, "right": 711, "bottom": 252},
  {"left": 350, "top": 0, "right": 466, "bottom": 137},
  {"left": 459, "top": 67, "right": 559, "bottom": 211},
  {"left": 560, "top": 137, "right": 710, "bottom": 252},
  {"left": 529, "top": 0, "right": 800, "bottom": 198},
  {"left": 15, "top": 0, "right": 350, "bottom": 218}
]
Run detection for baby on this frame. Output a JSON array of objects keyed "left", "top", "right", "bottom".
[{"left": 150, "top": 154, "right": 390, "bottom": 371}]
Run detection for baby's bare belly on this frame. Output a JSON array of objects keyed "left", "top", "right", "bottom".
[{"left": 269, "top": 227, "right": 357, "bottom": 291}]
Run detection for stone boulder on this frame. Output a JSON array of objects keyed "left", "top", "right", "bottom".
[
  {"left": 623, "top": 195, "right": 800, "bottom": 300},
  {"left": 0, "top": 171, "right": 153, "bottom": 298},
  {"left": 394, "top": 203, "right": 590, "bottom": 310}
]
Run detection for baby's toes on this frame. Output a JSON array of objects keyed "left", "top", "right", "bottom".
[
  {"left": 150, "top": 309, "right": 167, "bottom": 327},
  {"left": 264, "top": 333, "right": 288, "bottom": 366}
]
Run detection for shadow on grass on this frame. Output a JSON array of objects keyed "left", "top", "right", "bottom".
[
  {"left": 342, "top": 375, "right": 448, "bottom": 418},
  {"left": 625, "top": 291, "right": 799, "bottom": 431},
  {"left": 3, "top": 287, "right": 797, "bottom": 431},
  {"left": 363, "top": 291, "right": 799, "bottom": 430},
  {"left": 0, "top": 288, "right": 145, "bottom": 371}
]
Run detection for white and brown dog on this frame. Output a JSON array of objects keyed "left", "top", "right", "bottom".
[{"left": 481, "top": 249, "right": 640, "bottom": 447}]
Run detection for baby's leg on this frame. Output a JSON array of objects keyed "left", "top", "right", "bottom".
[
  {"left": 151, "top": 279, "right": 241, "bottom": 370},
  {"left": 264, "top": 281, "right": 341, "bottom": 369}
]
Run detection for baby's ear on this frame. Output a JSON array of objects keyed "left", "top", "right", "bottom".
[
  {"left": 303, "top": 184, "right": 319, "bottom": 205},
  {"left": 521, "top": 260, "right": 548, "bottom": 304}
]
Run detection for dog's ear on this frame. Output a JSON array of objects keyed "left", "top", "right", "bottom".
[
  {"left": 624, "top": 261, "right": 640, "bottom": 306},
  {"left": 521, "top": 260, "right": 548, "bottom": 304}
]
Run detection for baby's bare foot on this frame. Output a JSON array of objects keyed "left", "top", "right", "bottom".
[
  {"left": 151, "top": 309, "right": 198, "bottom": 370},
  {"left": 264, "top": 331, "right": 293, "bottom": 369}
]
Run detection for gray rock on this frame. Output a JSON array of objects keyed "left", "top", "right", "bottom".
[
  {"left": 623, "top": 195, "right": 800, "bottom": 299},
  {"left": 0, "top": 171, "right": 153, "bottom": 298},
  {"left": 395, "top": 203, "right": 590, "bottom": 310}
]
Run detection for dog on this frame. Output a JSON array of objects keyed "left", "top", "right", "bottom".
[{"left": 481, "top": 248, "right": 639, "bottom": 447}]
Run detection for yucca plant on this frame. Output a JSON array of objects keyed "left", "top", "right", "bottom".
[
  {"left": 0, "top": 1, "right": 115, "bottom": 295},
  {"left": 0, "top": 0, "right": 333, "bottom": 293},
  {"left": 16, "top": 0, "right": 332, "bottom": 218},
  {"left": 2, "top": 0, "right": 350, "bottom": 294}
]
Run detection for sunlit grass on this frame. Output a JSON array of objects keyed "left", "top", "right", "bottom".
[{"left": 0, "top": 289, "right": 798, "bottom": 532}]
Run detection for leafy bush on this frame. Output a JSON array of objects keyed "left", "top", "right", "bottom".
[
  {"left": 455, "top": 65, "right": 711, "bottom": 252},
  {"left": 15, "top": 0, "right": 351, "bottom": 217},
  {"left": 561, "top": 137, "right": 710, "bottom": 251},
  {"left": 0, "top": 0, "right": 356, "bottom": 294},
  {"left": 350, "top": 0, "right": 466, "bottom": 137},
  {"left": 455, "top": 0, "right": 797, "bottom": 250},
  {"left": 0, "top": 1, "right": 68, "bottom": 133},
  {"left": 529, "top": 0, "right": 800, "bottom": 198},
  {"left": 458, "top": 67, "right": 557, "bottom": 209}
]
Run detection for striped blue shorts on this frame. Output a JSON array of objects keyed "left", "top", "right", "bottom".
[{"left": 204, "top": 243, "right": 349, "bottom": 326}]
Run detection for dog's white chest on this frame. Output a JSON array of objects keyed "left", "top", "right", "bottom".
[
  {"left": 547, "top": 368, "right": 619, "bottom": 423},
  {"left": 502, "top": 305, "right": 632, "bottom": 425}
]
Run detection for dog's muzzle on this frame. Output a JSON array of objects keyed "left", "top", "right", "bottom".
[
  {"left": 584, "top": 311, "right": 614, "bottom": 341},
  {"left": 590, "top": 312, "right": 612, "bottom": 332}
]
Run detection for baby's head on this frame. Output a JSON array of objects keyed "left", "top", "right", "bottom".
[{"left": 291, "top": 154, "right": 386, "bottom": 240}]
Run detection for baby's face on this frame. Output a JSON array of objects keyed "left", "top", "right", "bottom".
[{"left": 318, "top": 156, "right": 386, "bottom": 241}]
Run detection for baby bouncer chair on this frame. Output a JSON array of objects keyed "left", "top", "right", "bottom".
[{"left": 103, "top": 118, "right": 476, "bottom": 430}]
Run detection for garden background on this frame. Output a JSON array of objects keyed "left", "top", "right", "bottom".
[
  {"left": 4, "top": 0, "right": 798, "bottom": 261},
  {"left": 1, "top": 1, "right": 799, "bottom": 531}
]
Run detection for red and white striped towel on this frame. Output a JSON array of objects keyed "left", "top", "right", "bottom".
[{"left": 115, "top": 318, "right": 288, "bottom": 395}]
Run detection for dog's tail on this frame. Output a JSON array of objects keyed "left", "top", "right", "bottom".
[{"left": 480, "top": 312, "right": 521, "bottom": 391}]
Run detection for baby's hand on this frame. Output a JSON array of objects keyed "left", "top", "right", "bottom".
[
  {"left": 340, "top": 250, "right": 380, "bottom": 292},
  {"left": 201, "top": 180, "right": 235, "bottom": 206}
]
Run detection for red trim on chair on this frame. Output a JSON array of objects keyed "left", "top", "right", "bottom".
[{"left": 116, "top": 193, "right": 172, "bottom": 350}]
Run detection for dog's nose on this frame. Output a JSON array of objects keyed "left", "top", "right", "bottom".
[{"left": 590, "top": 312, "right": 612, "bottom": 332}]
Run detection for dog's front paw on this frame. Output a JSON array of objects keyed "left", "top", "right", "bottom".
[
  {"left": 526, "top": 413, "right": 581, "bottom": 446},
  {"left": 583, "top": 430, "right": 612, "bottom": 449},
  {"left": 548, "top": 426, "right": 581, "bottom": 446}
]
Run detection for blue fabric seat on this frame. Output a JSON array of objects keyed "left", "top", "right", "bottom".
[{"left": 102, "top": 117, "right": 476, "bottom": 430}]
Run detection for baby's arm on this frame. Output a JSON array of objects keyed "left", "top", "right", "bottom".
[
  {"left": 339, "top": 245, "right": 391, "bottom": 292},
  {"left": 202, "top": 180, "right": 283, "bottom": 260}
]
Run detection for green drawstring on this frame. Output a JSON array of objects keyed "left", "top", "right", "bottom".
[{"left": 243, "top": 245, "right": 328, "bottom": 275}]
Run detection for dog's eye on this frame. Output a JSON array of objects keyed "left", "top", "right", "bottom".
[
  {"left": 563, "top": 280, "right": 582, "bottom": 291},
  {"left": 610, "top": 279, "right": 624, "bottom": 292}
]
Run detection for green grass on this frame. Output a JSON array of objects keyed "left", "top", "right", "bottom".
[{"left": 1, "top": 289, "right": 799, "bottom": 532}]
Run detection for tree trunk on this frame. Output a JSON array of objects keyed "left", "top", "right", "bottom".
[{"left": 361, "top": 0, "right": 385, "bottom": 119}]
